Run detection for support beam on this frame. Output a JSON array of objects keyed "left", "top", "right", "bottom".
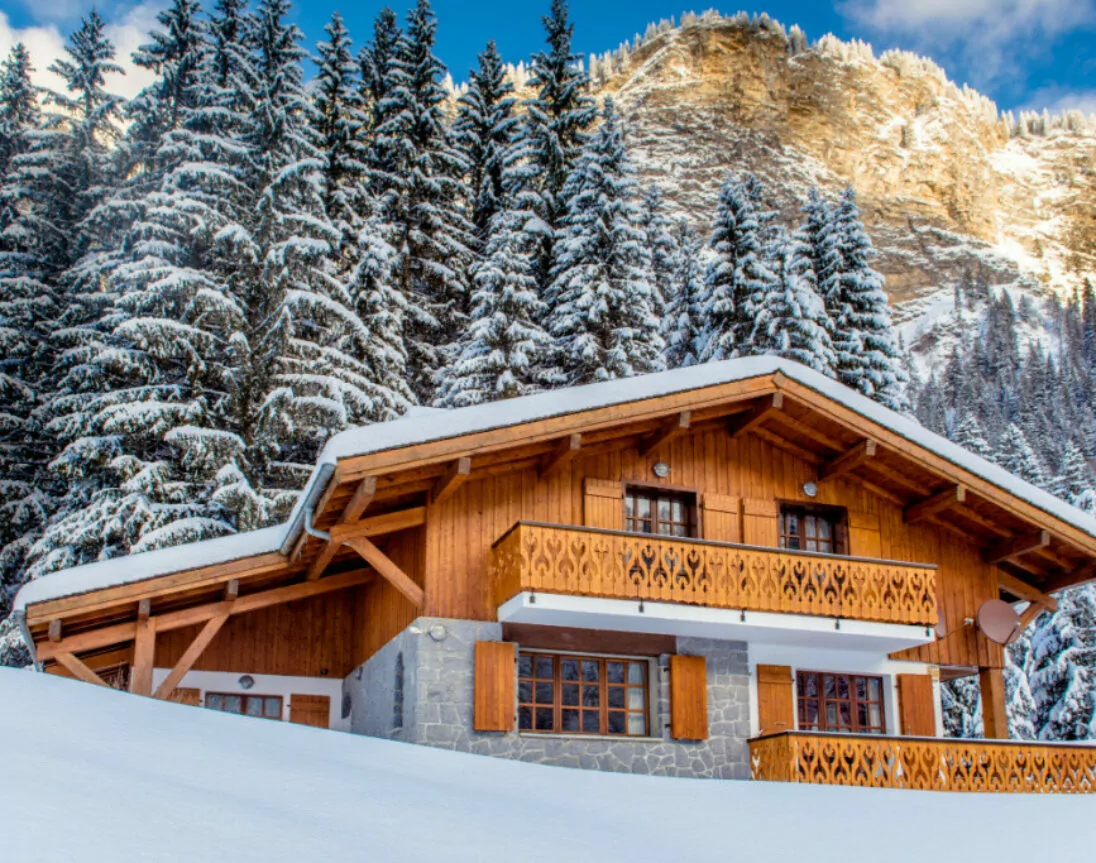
[
  {"left": 1017, "top": 602, "right": 1047, "bottom": 631},
  {"left": 306, "top": 540, "right": 340, "bottom": 582},
  {"left": 137, "top": 598, "right": 151, "bottom": 619},
  {"left": 863, "top": 461, "right": 931, "bottom": 498},
  {"left": 538, "top": 434, "right": 582, "bottom": 481},
  {"left": 818, "top": 439, "right": 877, "bottom": 482},
  {"left": 751, "top": 426, "right": 822, "bottom": 464},
  {"left": 432, "top": 456, "right": 471, "bottom": 505},
  {"left": 130, "top": 615, "right": 156, "bottom": 696},
  {"left": 223, "top": 579, "right": 239, "bottom": 601},
  {"left": 48, "top": 619, "right": 62, "bottom": 643},
  {"left": 979, "top": 667, "right": 1008, "bottom": 740},
  {"left": 342, "top": 476, "right": 378, "bottom": 524},
  {"left": 309, "top": 506, "right": 427, "bottom": 581},
  {"left": 153, "top": 610, "right": 232, "bottom": 700},
  {"left": 765, "top": 410, "right": 845, "bottom": 452},
  {"left": 1042, "top": 560, "right": 1096, "bottom": 594},
  {"left": 640, "top": 411, "right": 691, "bottom": 456},
  {"left": 997, "top": 569, "right": 1058, "bottom": 612},
  {"left": 344, "top": 535, "right": 424, "bottom": 608},
  {"left": 951, "top": 504, "right": 1011, "bottom": 538},
  {"left": 727, "top": 393, "right": 784, "bottom": 440},
  {"left": 904, "top": 485, "right": 966, "bottom": 524},
  {"left": 983, "top": 529, "right": 1051, "bottom": 565},
  {"left": 53, "top": 652, "right": 108, "bottom": 687},
  {"left": 850, "top": 476, "right": 905, "bottom": 507}
]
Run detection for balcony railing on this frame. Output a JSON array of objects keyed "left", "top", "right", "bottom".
[
  {"left": 491, "top": 522, "right": 937, "bottom": 627},
  {"left": 749, "top": 731, "right": 1096, "bottom": 793}
]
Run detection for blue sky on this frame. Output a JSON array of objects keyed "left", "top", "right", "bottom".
[{"left": 1, "top": 0, "right": 1093, "bottom": 113}]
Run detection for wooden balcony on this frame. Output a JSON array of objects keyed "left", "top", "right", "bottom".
[
  {"left": 491, "top": 523, "right": 937, "bottom": 627},
  {"left": 749, "top": 731, "right": 1096, "bottom": 793}
]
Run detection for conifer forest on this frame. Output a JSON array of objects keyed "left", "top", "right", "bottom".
[{"left": 0, "top": 0, "right": 1092, "bottom": 741}]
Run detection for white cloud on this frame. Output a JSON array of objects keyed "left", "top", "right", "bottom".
[
  {"left": 1021, "top": 86, "right": 1096, "bottom": 115},
  {"left": 0, "top": 4, "right": 163, "bottom": 102},
  {"left": 839, "top": 0, "right": 1096, "bottom": 85}
]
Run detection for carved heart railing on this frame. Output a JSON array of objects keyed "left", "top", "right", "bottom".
[
  {"left": 491, "top": 522, "right": 936, "bottom": 626},
  {"left": 749, "top": 731, "right": 1096, "bottom": 793}
]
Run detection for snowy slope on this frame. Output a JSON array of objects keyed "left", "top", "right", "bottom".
[{"left": 3, "top": 669, "right": 1095, "bottom": 862}]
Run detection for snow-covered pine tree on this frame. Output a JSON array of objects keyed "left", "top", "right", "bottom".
[
  {"left": 826, "top": 186, "right": 909, "bottom": 411},
  {"left": 940, "top": 674, "right": 983, "bottom": 738},
  {"left": 1055, "top": 441, "right": 1093, "bottom": 503},
  {"left": 638, "top": 184, "right": 676, "bottom": 320},
  {"left": 751, "top": 226, "right": 836, "bottom": 374},
  {"left": 509, "top": 0, "right": 596, "bottom": 297},
  {"left": 0, "top": 44, "right": 37, "bottom": 180},
  {"left": 544, "top": 100, "right": 664, "bottom": 386},
  {"left": 435, "top": 208, "right": 550, "bottom": 407},
  {"left": 798, "top": 187, "right": 841, "bottom": 305},
  {"left": 952, "top": 414, "right": 994, "bottom": 460},
  {"left": 372, "top": 0, "right": 474, "bottom": 400},
  {"left": 664, "top": 219, "right": 704, "bottom": 369},
  {"left": 361, "top": 6, "right": 402, "bottom": 169},
  {"left": 996, "top": 423, "right": 1049, "bottom": 488},
  {"left": 1026, "top": 585, "right": 1096, "bottom": 740},
  {"left": 454, "top": 40, "right": 518, "bottom": 251},
  {"left": 697, "top": 172, "right": 777, "bottom": 363},
  {"left": 1005, "top": 629, "right": 1038, "bottom": 739}
]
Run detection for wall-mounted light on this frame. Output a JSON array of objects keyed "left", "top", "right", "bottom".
[
  {"left": 652, "top": 461, "right": 671, "bottom": 478},
  {"left": 802, "top": 481, "right": 818, "bottom": 498},
  {"left": 238, "top": 674, "right": 255, "bottom": 690}
]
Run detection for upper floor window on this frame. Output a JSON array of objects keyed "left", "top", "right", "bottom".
[
  {"left": 797, "top": 671, "right": 885, "bottom": 734},
  {"left": 624, "top": 486, "right": 696, "bottom": 537},
  {"left": 779, "top": 505, "right": 846, "bottom": 554}
]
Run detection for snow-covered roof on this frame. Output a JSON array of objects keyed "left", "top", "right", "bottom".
[{"left": 17, "top": 356, "right": 1096, "bottom": 613}]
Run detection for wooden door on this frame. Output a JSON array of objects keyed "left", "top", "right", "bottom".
[
  {"left": 474, "top": 641, "right": 516, "bottom": 731},
  {"left": 756, "top": 664, "right": 794, "bottom": 736},
  {"left": 896, "top": 674, "right": 936, "bottom": 736},
  {"left": 290, "top": 694, "right": 330, "bottom": 729}
]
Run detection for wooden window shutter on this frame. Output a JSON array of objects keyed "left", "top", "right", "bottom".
[
  {"left": 896, "top": 674, "right": 936, "bottom": 736},
  {"left": 701, "top": 494, "right": 741, "bottom": 543},
  {"left": 741, "top": 499, "right": 779, "bottom": 546},
  {"left": 848, "top": 510, "right": 882, "bottom": 558},
  {"left": 474, "top": 641, "right": 516, "bottom": 732},
  {"left": 670, "top": 654, "right": 708, "bottom": 740},
  {"left": 583, "top": 478, "right": 623, "bottom": 530},
  {"left": 756, "top": 664, "right": 794, "bottom": 736}
]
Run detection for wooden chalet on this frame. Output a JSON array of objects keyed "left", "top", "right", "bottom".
[{"left": 15, "top": 357, "right": 1096, "bottom": 791}]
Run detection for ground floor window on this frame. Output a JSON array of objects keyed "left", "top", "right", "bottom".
[
  {"left": 518, "top": 652, "right": 649, "bottom": 736},
  {"left": 796, "top": 671, "right": 885, "bottom": 734},
  {"left": 205, "top": 692, "right": 283, "bottom": 720}
]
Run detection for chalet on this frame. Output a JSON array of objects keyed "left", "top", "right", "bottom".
[{"left": 14, "top": 356, "right": 1096, "bottom": 792}]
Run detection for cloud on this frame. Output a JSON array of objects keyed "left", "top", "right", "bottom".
[
  {"left": 1021, "top": 86, "right": 1096, "bottom": 115},
  {"left": 839, "top": 0, "right": 1096, "bottom": 86},
  {"left": 0, "top": 4, "right": 163, "bottom": 102}
]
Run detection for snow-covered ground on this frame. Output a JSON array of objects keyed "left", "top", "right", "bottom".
[{"left": 3, "top": 669, "right": 1094, "bottom": 862}]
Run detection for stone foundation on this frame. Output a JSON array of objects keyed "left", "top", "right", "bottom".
[{"left": 344, "top": 617, "right": 750, "bottom": 779}]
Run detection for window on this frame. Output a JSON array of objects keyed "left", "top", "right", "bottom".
[
  {"left": 797, "top": 671, "right": 885, "bottom": 734},
  {"left": 624, "top": 486, "right": 696, "bottom": 537},
  {"left": 205, "top": 692, "right": 283, "bottom": 720},
  {"left": 779, "top": 506, "right": 845, "bottom": 554},
  {"left": 517, "top": 652, "right": 649, "bottom": 736}
]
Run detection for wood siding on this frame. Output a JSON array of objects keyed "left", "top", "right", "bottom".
[
  {"left": 896, "top": 674, "right": 936, "bottom": 736},
  {"left": 670, "top": 654, "right": 708, "bottom": 740},
  {"left": 410, "top": 427, "right": 999, "bottom": 669},
  {"left": 701, "top": 493, "right": 740, "bottom": 542},
  {"left": 757, "top": 664, "right": 795, "bottom": 736}
]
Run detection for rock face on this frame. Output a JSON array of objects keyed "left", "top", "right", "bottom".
[{"left": 591, "top": 15, "right": 1096, "bottom": 315}]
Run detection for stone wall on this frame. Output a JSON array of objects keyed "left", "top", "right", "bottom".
[{"left": 343, "top": 617, "right": 750, "bottom": 779}]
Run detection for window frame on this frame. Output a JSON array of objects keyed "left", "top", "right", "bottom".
[
  {"left": 778, "top": 503, "right": 848, "bottom": 555},
  {"left": 795, "top": 670, "right": 886, "bottom": 735},
  {"left": 204, "top": 691, "right": 284, "bottom": 721},
  {"left": 623, "top": 484, "right": 699, "bottom": 538},
  {"left": 517, "top": 649, "right": 653, "bottom": 738}
]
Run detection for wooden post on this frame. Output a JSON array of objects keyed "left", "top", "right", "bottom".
[
  {"left": 130, "top": 600, "right": 156, "bottom": 697},
  {"left": 979, "top": 666, "right": 1009, "bottom": 739}
]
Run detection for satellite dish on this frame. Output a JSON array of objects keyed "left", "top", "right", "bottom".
[{"left": 976, "top": 599, "right": 1022, "bottom": 645}]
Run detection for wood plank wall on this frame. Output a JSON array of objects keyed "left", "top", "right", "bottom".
[
  {"left": 353, "top": 526, "right": 426, "bottom": 665},
  {"left": 413, "top": 426, "right": 1002, "bottom": 670}
]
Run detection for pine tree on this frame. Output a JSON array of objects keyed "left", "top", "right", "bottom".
[
  {"left": 509, "top": 0, "right": 596, "bottom": 295},
  {"left": 544, "top": 100, "right": 664, "bottom": 386},
  {"left": 361, "top": 7, "right": 402, "bottom": 168},
  {"left": 664, "top": 219, "right": 704, "bottom": 368},
  {"left": 637, "top": 184, "right": 677, "bottom": 320},
  {"left": 0, "top": 44, "right": 38, "bottom": 180},
  {"left": 435, "top": 209, "right": 550, "bottom": 406},
  {"left": 1027, "top": 585, "right": 1096, "bottom": 740},
  {"left": 940, "top": 675, "right": 983, "bottom": 738},
  {"left": 826, "top": 186, "right": 908, "bottom": 410},
  {"left": 1055, "top": 441, "right": 1093, "bottom": 502},
  {"left": 372, "top": 0, "right": 474, "bottom": 400},
  {"left": 454, "top": 40, "right": 517, "bottom": 250},
  {"left": 952, "top": 414, "right": 994, "bottom": 460},
  {"left": 698, "top": 172, "right": 777, "bottom": 363},
  {"left": 752, "top": 227, "right": 836, "bottom": 374},
  {"left": 799, "top": 187, "right": 841, "bottom": 304},
  {"left": 996, "top": 423, "right": 1048, "bottom": 487}
]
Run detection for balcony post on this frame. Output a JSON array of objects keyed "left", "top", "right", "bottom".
[{"left": 979, "top": 666, "right": 1008, "bottom": 739}]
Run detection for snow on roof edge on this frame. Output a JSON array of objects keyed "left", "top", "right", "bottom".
[{"left": 17, "top": 357, "right": 1096, "bottom": 612}]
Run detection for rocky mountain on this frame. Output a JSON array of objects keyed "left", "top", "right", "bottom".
[{"left": 581, "top": 12, "right": 1096, "bottom": 367}]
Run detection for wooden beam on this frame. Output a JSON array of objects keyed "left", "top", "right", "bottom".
[
  {"left": 538, "top": 434, "right": 582, "bottom": 480},
  {"left": 997, "top": 570, "right": 1058, "bottom": 612},
  {"left": 341, "top": 476, "right": 378, "bottom": 524},
  {"left": 306, "top": 540, "right": 340, "bottom": 582},
  {"left": 951, "top": 504, "right": 1011, "bottom": 538},
  {"left": 979, "top": 667, "right": 1008, "bottom": 739},
  {"left": 819, "top": 439, "right": 877, "bottom": 482},
  {"left": 752, "top": 426, "right": 822, "bottom": 464},
  {"left": 904, "top": 485, "right": 966, "bottom": 524},
  {"left": 53, "top": 651, "right": 108, "bottom": 687},
  {"left": 640, "top": 411, "right": 691, "bottom": 456},
  {"left": 850, "top": 476, "right": 905, "bottom": 507},
  {"left": 37, "top": 569, "right": 374, "bottom": 662},
  {"left": 863, "top": 460, "right": 931, "bottom": 497},
  {"left": 1018, "top": 602, "right": 1047, "bottom": 631},
  {"left": 48, "top": 619, "right": 62, "bottom": 643},
  {"left": 727, "top": 393, "right": 784, "bottom": 440},
  {"left": 983, "top": 529, "right": 1051, "bottom": 565},
  {"left": 137, "top": 598, "right": 151, "bottom": 619},
  {"left": 765, "top": 410, "right": 845, "bottom": 452},
  {"left": 927, "top": 514, "right": 979, "bottom": 541},
  {"left": 1042, "top": 560, "right": 1096, "bottom": 594},
  {"left": 432, "top": 456, "right": 471, "bottom": 505},
  {"left": 223, "top": 579, "right": 239, "bottom": 600},
  {"left": 153, "top": 610, "right": 232, "bottom": 700},
  {"left": 344, "top": 535, "right": 424, "bottom": 608},
  {"left": 328, "top": 506, "right": 426, "bottom": 544},
  {"left": 130, "top": 615, "right": 156, "bottom": 696}
]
